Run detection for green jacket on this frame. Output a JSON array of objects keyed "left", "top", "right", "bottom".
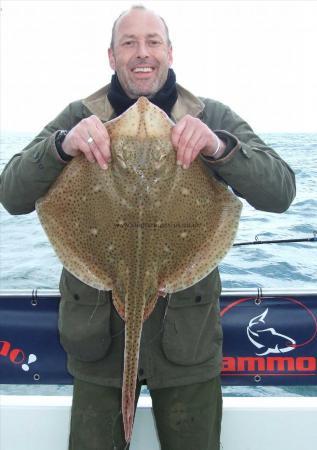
[{"left": 0, "top": 84, "right": 295, "bottom": 388}]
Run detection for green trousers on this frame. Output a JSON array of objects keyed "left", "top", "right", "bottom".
[{"left": 69, "top": 376, "right": 222, "bottom": 450}]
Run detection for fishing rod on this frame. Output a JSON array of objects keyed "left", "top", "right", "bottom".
[{"left": 233, "top": 231, "right": 317, "bottom": 247}]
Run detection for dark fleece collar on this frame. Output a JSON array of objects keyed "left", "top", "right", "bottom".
[{"left": 107, "top": 68, "right": 177, "bottom": 117}]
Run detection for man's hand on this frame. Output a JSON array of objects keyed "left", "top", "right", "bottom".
[
  {"left": 61, "top": 115, "right": 111, "bottom": 170},
  {"left": 171, "top": 115, "right": 226, "bottom": 168}
]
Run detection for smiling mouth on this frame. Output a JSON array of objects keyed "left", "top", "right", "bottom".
[{"left": 132, "top": 67, "right": 154, "bottom": 73}]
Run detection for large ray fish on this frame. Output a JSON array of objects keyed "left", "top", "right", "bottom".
[{"left": 36, "top": 97, "right": 242, "bottom": 442}]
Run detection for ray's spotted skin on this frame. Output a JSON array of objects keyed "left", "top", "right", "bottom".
[{"left": 36, "top": 98, "right": 242, "bottom": 442}]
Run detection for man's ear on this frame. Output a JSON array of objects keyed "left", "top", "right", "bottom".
[
  {"left": 168, "top": 46, "right": 173, "bottom": 67},
  {"left": 108, "top": 48, "right": 116, "bottom": 71}
]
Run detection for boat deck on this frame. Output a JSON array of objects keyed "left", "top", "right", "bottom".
[{"left": 1, "top": 394, "right": 317, "bottom": 450}]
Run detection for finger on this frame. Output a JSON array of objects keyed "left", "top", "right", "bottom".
[
  {"left": 171, "top": 117, "right": 188, "bottom": 151},
  {"left": 88, "top": 140, "right": 109, "bottom": 169},
  {"left": 87, "top": 135, "right": 109, "bottom": 169},
  {"left": 80, "top": 119, "right": 110, "bottom": 169},
  {"left": 76, "top": 126, "right": 103, "bottom": 165},
  {"left": 182, "top": 130, "right": 203, "bottom": 168},
  {"left": 191, "top": 136, "right": 207, "bottom": 164},
  {"left": 176, "top": 125, "right": 196, "bottom": 168},
  {"left": 76, "top": 133, "right": 96, "bottom": 163},
  {"left": 89, "top": 116, "right": 111, "bottom": 163}
]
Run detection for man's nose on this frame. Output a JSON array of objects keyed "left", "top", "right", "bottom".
[{"left": 136, "top": 41, "right": 149, "bottom": 59}]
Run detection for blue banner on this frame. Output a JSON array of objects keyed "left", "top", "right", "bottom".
[
  {"left": 0, "top": 291, "right": 316, "bottom": 385},
  {"left": 221, "top": 293, "right": 317, "bottom": 385},
  {"left": 0, "top": 292, "right": 72, "bottom": 384}
]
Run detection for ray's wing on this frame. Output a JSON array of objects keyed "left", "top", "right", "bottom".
[
  {"left": 36, "top": 155, "right": 124, "bottom": 291},
  {"left": 155, "top": 160, "right": 242, "bottom": 292}
]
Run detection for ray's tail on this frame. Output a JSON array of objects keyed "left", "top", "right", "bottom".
[{"left": 121, "top": 299, "right": 144, "bottom": 443}]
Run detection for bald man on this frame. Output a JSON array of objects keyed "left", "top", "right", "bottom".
[{"left": 0, "top": 5, "right": 295, "bottom": 450}]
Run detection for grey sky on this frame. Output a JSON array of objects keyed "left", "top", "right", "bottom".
[{"left": 1, "top": 0, "right": 316, "bottom": 133}]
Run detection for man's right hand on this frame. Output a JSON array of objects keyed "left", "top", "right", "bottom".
[{"left": 61, "top": 115, "right": 111, "bottom": 170}]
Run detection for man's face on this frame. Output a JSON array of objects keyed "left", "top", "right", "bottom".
[{"left": 108, "top": 9, "right": 173, "bottom": 99}]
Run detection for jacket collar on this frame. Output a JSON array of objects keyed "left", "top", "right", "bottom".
[
  {"left": 82, "top": 85, "right": 114, "bottom": 122},
  {"left": 170, "top": 84, "right": 205, "bottom": 122},
  {"left": 82, "top": 83, "right": 205, "bottom": 123}
]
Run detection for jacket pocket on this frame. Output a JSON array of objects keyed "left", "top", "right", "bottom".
[
  {"left": 58, "top": 269, "right": 112, "bottom": 362},
  {"left": 162, "top": 273, "right": 222, "bottom": 366}
]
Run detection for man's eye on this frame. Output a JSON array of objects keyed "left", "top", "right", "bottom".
[
  {"left": 123, "top": 41, "right": 134, "bottom": 47},
  {"left": 148, "top": 40, "right": 161, "bottom": 47}
]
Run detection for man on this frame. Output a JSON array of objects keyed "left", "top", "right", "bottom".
[{"left": 0, "top": 5, "right": 295, "bottom": 450}]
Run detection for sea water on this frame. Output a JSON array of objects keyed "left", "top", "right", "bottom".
[{"left": 0, "top": 131, "right": 316, "bottom": 397}]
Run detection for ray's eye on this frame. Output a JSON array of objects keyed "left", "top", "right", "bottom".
[
  {"left": 116, "top": 154, "right": 128, "bottom": 169},
  {"left": 153, "top": 145, "right": 167, "bottom": 162}
]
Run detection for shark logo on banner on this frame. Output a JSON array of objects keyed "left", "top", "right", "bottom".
[
  {"left": 246, "top": 308, "right": 296, "bottom": 356},
  {"left": 220, "top": 294, "right": 317, "bottom": 385}
]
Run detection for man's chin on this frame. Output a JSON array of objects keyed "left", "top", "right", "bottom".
[
  {"left": 126, "top": 82, "right": 160, "bottom": 99},
  {"left": 128, "top": 89, "right": 155, "bottom": 99}
]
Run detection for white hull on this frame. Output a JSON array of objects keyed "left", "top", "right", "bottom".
[{"left": 1, "top": 395, "right": 317, "bottom": 450}]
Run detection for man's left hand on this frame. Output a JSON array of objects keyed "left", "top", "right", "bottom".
[{"left": 171, "top": 115, "right": 226, "bottom": 168}]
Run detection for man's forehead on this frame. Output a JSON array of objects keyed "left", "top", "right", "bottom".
[
  {"left": 119, "top": 32, "right": 164, "bottom": 41},
  {"left": 115, "top": 10, "right": 167, "bottom": 41}
]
